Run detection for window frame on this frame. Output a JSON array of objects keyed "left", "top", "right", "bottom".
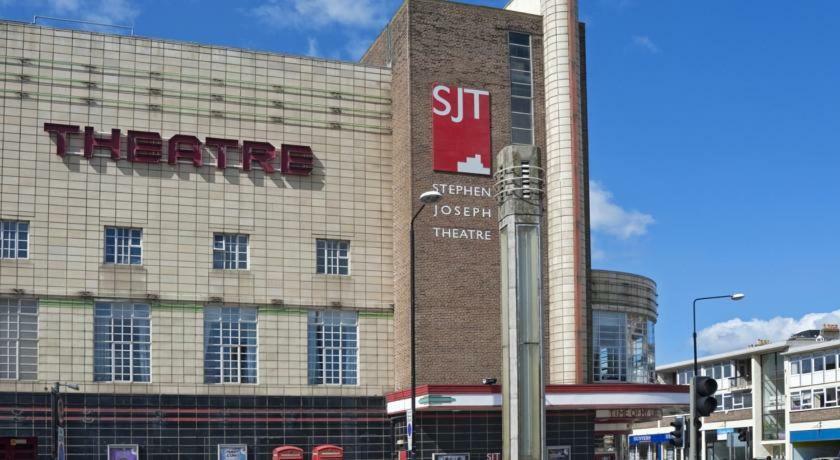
[
  {"left": 307, "top": 310, "right": 359, "bottom": 386},
  {"left": 0, "top": 220, "right": 29, "bottom": 260},
  {"left": 104, "top": 227, "right": 143, "bottom": 265},
  {"left": 203, "top": 306, "right": 258, "bottom": 384},
  {"left": 212, "top": 233, "right": 250, "bottom": 270},
  {"left": 315, "top": 239, "right": 350, "bottom": 276},
  {"left": 0, "top": 298, "right": 38, "bottom": 380},
  {"left": 508, "top": 31, "right": 534, "bottom": 145},
  {"left": 93, "top": 301, "right": 152, "bottom": 383}
]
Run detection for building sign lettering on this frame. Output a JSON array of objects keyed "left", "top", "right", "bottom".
[
  {"left": 432, "top": 83, "right": 491, "bottom": 175},
  {"left": 44, "top": 123, "right": 314, "bottom": 176},
  {"left": 429, "top": 183, "right": 494, "bottom": 241}
]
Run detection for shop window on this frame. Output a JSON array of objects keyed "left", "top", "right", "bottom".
[
  {"left": 308, "top": 310, "right": 358, "bottom": 385},
  {"left": 316, "top": 239, "right": 349, "bottom": 275},
  {"left": 204, "top": 306, "right": 257, "bottom": 384},
  {"left": 94, "top": 302, "right": 150, "bottom": 382},
  {"left": 0, "top": 298, "right": 38, "bottom": 380},
  {"left": 508, "top": 31, "right": 533, "bottom": 145},
  {"left": 104, "top": 227, "right": 142, "bottom": 265},
  {"left": 0, "top": 220, "right": 29, "bottom": 259},
  {"left": 213, "top": 233, "right": 249, "bottom": 270}
]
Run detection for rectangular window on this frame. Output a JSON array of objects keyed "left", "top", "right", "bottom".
[
  {"left": 93, "top": 302, "right": 151, "bottom": 382},
  {"left": 104, "top": 227, "right": 142, "bottom": 265},
  {"left": 791, "top": 360, "right": 800, "bottom": 374},
  {"left": 212, "top": 234, "right": 249, "bottom": 270},
  {"left": 827, "top": 354, "right": 837, "bottom": 371},
  {"left": 0, "top": 298, "right": 38, "bottom": 380},
  {"left": 204, "top": 306, "right": 257, "bottom": 384},
  {"left": 307, "top": 310, "right": 358, "bottom": 385},
  {"left": 802, "top": 357, "right": 812, "bottom": 374},
  {"left": 0, "top": 220, "right": 29, "bottom": 259},
  {"left": 801, "top": 389, "right": 812, "bottom": 409},
  {"left": 723, "top": 364, "right": 733, "bottom": 378},
  {"left": 315, "top": 239, "right": 350, "bottom": 275},
  {"left": 791, "top": 392, "right": 801, "bottom": 411},
  {"left": 826, "top": 387, "right": 837, "bottom": 407},
  {"left": 814, "top": 355, "right": 824, "bottom": 372},
  {"left": 508, "top": 31, "right": 534, "bottom": 145},
  {"left": 814, "top": 389, "right": 825, "bottom": 409}
]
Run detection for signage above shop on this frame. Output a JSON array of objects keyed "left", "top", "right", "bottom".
[
  {"left": 432, "top": 83, "right": 491, "bottom": 176},
  {"left": 43, "top": 123, "right": 314, "bottom": 176}
]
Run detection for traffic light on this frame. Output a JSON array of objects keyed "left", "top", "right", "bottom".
[
  {"left": 669, "top": 416, "right": 686, "bottom": 448},
  {"left": 694, "top": 376, "right": 718, "bottom": 417},
  {"left": 737, "top": 427, "right": 749, "bottom": 443}
]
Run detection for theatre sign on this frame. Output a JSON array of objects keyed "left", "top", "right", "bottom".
[{"left": 43, "top": 123, "right": 315, "bottom": 175}]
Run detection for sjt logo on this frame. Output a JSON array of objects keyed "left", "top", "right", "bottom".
[{"left": 431, "top": 83, "right": 491, "bottom": 175}]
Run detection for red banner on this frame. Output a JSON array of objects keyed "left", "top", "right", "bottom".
[{"left": 432, "top": 83, "right": 491, "bottom": 175}]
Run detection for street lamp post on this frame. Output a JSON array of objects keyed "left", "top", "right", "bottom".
[
  {"left": 409, "top": 190, "right": 442, "bottom": 460},
  {"left": 689, "top": 292, "right": 745, "bottom": 460}
]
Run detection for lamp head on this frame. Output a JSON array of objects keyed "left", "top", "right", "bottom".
[
  {"left": 730, "top": 293, "right": 745, "bottom": 301},
  {"left": 419, "top": 190, "right": 443, "bottom": 204}
]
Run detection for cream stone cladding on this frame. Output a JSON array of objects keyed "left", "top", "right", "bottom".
[{"left": 0, "top": 22, "right": 394, "bottom": 395}]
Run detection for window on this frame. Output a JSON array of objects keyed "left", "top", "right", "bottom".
[
  {"left": 104, "top": 227, "right": 142, "bottom": 265},
  {"left": 508, "top": 31, "right": 533, "bottom": 145},
  {"left": 308, "top": 310, "right": 358, "bottom": 385},
  {"left": 592, "top": 311, "right": 626, "bottom": 382},
  {"left": 802, "top": 357, "right": 812, "bottom": 374},
  {"left": 801, "top": 389, "right": 812, "bottom": 409},
  {"left": 791, "top": 360, "right": 800, "bottom": 374},
  {"left": 1, "top": 220, "right": 29, "bottom": 259},
  {"left": 723, "top": 365, "right": 733, "bottom": 379},
  {"left": 204, "top": 306, "right": 257, "bottom": 384},
  {"left": 814, "top": 355, "right": 824, "bottom": 372},
  {"left": 93, "top": 302, "right": 151, "bottom": 382},
  {"left": 0, "top": 298, "right": 38, "bottom": 380},
  {"left": 791, "top": 392, "right": 801, "bottom": 411},
  {"left": 827, "top": 354, "right": 836, "bottom": 371},
  {"left": 316, "top": 239, "right": 350, "bottom": 275},
  {"left": 827, "top": 388, "right": 837, "bottom": 407},
  {"left": 814, "top": 389, "right": 825, "bottom": 409},
  {"left": 213, "top": 234, "right": 248, "bottom": 270}
]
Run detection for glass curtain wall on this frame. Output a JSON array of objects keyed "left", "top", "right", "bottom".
[
  {"left": 593, "top": 310, "right": 655, "bottom": 383},
  {"left": 761, "top": 352, "right": 786, "bottom": 440}
]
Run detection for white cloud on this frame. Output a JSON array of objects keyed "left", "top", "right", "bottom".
[
  {"left": 697, "top": 310, "right": 840, "bottom": 355},
  {"left": 632, "top": 35, "right": 660, "bottom": 53},
  {"left": 589, "top": 180, "right": 654, "bottom": 239},
  {"left": 306, "top": 37, "right": 319, "bottom": 57},
  {"left": 252, "top": 0, "right": 388, "bottom": 29}
]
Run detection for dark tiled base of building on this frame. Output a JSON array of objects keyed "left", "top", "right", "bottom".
[
  {"left": 392, "top": 410, "right": 595, "bottom": 459},
  {"left": 0, "top": 392, "right": 391, "bottom": 459}
]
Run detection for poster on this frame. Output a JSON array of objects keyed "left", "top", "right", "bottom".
[
  {"left": 218, "top": 444, "right": 248, "bottom": 460},
  {"left": 548, "top": 445, "right": 571, "bottom": 460},
  {"left": 108, "top": 444, "right": 139, "bottom": 460}
]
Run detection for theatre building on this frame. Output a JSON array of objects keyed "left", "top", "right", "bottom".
[{"left": 0, "top": 0, "right": 686, "bottom": 458}]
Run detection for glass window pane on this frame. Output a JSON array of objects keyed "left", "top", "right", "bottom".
[
  {"left": 511, "top": 83, "right": 532, "bottom": 98},
  {"left": 509, "top": 57, "right": 531, "bottom": 72},
  {"left": 508, "top": 32, "right": 530, "bottom": 46},
  {"left": 511, "top": 97, "right": 532, "bottom": 114}
]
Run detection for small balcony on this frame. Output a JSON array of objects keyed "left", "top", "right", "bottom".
[{"left": 728, "top": 376, "right": 752, "bottom": 390}]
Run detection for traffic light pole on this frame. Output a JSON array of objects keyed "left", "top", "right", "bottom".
[{"left": 689, "top": 379, "right": 696, "bottom": 460}]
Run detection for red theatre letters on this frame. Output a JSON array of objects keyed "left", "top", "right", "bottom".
[
  {"left": 431, "top": 83, "right": 491, "bottom": 176},
  {"left": 43, "top": 123, "right": 314, "bottom": 176}
]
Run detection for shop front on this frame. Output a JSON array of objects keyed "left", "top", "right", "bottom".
[
  {"left": 704, "top": 428, "right": 751, "bottom": 460},
  {"left": 789, "top": 427, "right": 840, "bottom": 460},
  {"left": 628, "top": 433, "right": 671, "bottom": 460}
]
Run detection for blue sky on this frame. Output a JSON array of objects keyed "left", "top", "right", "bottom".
[{"left": 2, "top": 0, "right": 839, "bottom": 365}]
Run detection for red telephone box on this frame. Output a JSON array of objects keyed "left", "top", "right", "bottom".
[
  {"left": 273, "top": 446, "right": 304, "bottom": 460},
  {"left": 311, "top": 444, "right": 343, "bottom": 460}
]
